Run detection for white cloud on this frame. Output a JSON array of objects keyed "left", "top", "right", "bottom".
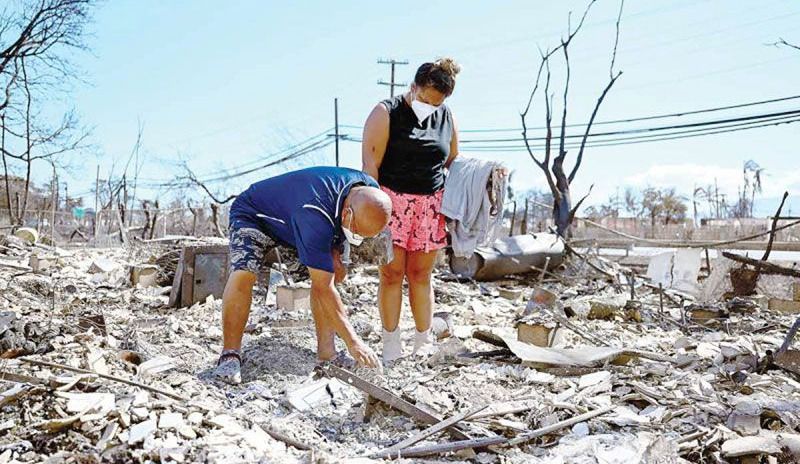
[{"left": 623, "top": 163, "right": 800, "bottom": 200}]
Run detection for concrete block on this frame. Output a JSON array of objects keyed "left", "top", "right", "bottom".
[
  {"left": 517, "top": 318, "right": 560, "bottom": 347},
  {"left": 769, "top": 298, "right": 800, "bottom": 314},
  {"left": 13, "top": 227, "right": 38, "bottom": 244},
  {"left": 130, "top": 264, "right": 159, "bottom": 288},
  {"left": 588, "top": 300, "right": 620, "bottom": 320},
  {"left": 89, "top": 258, "right": 118, "bottom": 274},
  {"left": 690, "top": 307, "right": 725, "bottom": 325},
  {"left": 29, "top": 253, "right": 56, "bottom": 273},
  {"left": 276, "top": 285, "right": 311, "bottom": 311}
]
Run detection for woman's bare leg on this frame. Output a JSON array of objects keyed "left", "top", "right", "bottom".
[
  {"left": 405, "top": 249, "right": 438, "bottom": 333},
  {"left": 378, "top": 246, "right": 407, "bottom": 331}
]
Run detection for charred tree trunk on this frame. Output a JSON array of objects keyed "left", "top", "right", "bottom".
[
  {"left": 141, "top": 200, "right": 151, "bottom": 239},
  {"left": 149, "top": 200, "right": 159, "bottom": 240},
  {"left": 519, "top": 0, "right": 623, "bottom": 237},
  {"left": 210, "top": 203, "right": 224, "bottom": 238}
]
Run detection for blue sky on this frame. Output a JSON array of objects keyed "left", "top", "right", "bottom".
[{"left": 46, "top": 0, "right": 800, "bottom": 216}]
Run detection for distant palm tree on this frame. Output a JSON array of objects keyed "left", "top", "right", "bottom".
[{"left": 742, "top": 160, "right": 764, "bottom": 217}]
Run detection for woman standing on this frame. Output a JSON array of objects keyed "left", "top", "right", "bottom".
[{"left": 362, "top": 58, "right": 460, "bottom": 362}]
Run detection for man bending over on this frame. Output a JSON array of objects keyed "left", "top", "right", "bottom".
[{"left": 214, "top": 166, "right": 391, "bottom": 384}]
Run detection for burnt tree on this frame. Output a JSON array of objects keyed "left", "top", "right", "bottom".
[
  {"left": 520, "top": 0, "right": 624, "bottom": 237},
  {"left": 0, "top": 0, "right": 94, "bottom": 226}
]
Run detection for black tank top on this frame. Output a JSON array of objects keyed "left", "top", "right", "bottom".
[{"left": 378, "top": 94, "right": 452, "bottom": 194}]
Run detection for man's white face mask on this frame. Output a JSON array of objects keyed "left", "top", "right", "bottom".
[
  {"left": 343, "top": 207, "right": 365, "bottom": 246},
  {"left": 411, "top": 90, "right": 440, "bottom": 122}
]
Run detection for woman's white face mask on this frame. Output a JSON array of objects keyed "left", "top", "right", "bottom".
[{"left": 411, "top": 90, "right": 440, "bottom": 122}]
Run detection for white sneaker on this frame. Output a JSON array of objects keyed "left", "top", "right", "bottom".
[
  {"left": 412, "top": 329, "right": 436, "bottom": 356},
  {"left": 382, "top": 327, "right": 403, "bottom": 363}
]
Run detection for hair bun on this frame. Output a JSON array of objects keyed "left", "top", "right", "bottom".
[{"left": 434, "top": 57, "right": 461, "bottom": 77}]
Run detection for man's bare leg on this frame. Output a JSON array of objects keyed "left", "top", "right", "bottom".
[
  {"left": 222, "top": 270, "right": 258, "bottom": 350},
  {"left": 215, "top": 270, "right": 257, "bottom": 384}
]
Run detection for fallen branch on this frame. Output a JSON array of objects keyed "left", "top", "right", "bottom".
[
  {"left": 577, "top": 215, "right": 800, "bottom": 249},
  {"left": 506, "top": 403, "right": 615, "bottom": 446},
  {"left": 721, "top": 252, "right": 800, "bottom": 278},
  {"left": 371, "top": 404, "right": 488, "bottom": 459},
  {"left": 18, "top": 357, "right": 188, "bottom": 402},
  {"left": 384, "top": 436, "right": 508, "bottom": 459},
  {"left": 260, "top": 424, "right": 313, "bottom": 451},
  {"left": 0, "top": 370, "right": 47, "bottom": 385}
]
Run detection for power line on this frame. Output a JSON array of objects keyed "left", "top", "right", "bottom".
[
  {"left": 457, "top": 108, "right": 800, "bottom": 143},
  {"left": 137, "top": 127, "right": 333, "bottom": 183},
  {"left": 339, "top": 94, "right": 800, "bottom": 133},
  {"left": 463, "top": 117, "right": 800, "bottom": 151},
  {"left": 342, "top": 114, "right": 800, "bottom": 150},
  {"left": 139, "top": 137, "right": 336, "bottom": 188}
]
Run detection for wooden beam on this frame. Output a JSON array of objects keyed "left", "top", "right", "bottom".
[{"left": 722, "top": 252, "right": 800, "bottom": 278}]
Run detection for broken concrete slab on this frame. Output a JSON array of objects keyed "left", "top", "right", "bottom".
[
  {"left": 431, "top": 311, "right": 454, "bottom": 340},
  {"left": 721, "top": 435, "right": 781, "bottom": 458},
  {"left": 769, "top": 298, "right": 800, "bottom": 314},
  {"left": 130, "top": 264, "right": 159, "bottom": 288},
  {"left": 276, "top": 285, "right": 311, "bottom": 311},
  {"left": 516, "top": 317, "right": 561, "bottom": 348},
  {"left": 56, "top": 392, "right": 116, "bottom": 416},
  {"left": 128, "top": 418, "right": 157, "bottom": 445},
  {"left": 137, "top": 356, "right": 176, "bottom": 378},
  {"left": 578, "top": 370, "right": 612, "bottom": 390},
  {"left": 28, "top": 253, "right": 56, "bottom": 273},
  {"left": 13, "top": 228, "right": 38, "bottom": 244},
  {"left": 285, "top": 378, "right": 344, "bottom": 411},
  {"left": 89, "top": 258, "right": 119, "bottom": 274},
  {"left": 646, "top": 248, "right": 702, "bottom": 294},
  {"left": 158, "top": 412, "right": 185, "bottom": 430}
]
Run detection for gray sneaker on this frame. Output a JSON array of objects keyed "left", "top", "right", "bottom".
[{"left": 214, "top": 349, "right": 242, "bottom": 385}]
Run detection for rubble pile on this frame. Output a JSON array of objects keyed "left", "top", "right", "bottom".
[{"left": 2, "top": 235, "right": 800, "bottom": 463}]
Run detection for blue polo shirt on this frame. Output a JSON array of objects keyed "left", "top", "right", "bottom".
[{"left": 230, "top": 166, "right": 378, "bottom": 273}]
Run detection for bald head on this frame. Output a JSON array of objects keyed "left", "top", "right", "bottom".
[{"left": 344, "top": 186, "right": 391, "bottom": 238}]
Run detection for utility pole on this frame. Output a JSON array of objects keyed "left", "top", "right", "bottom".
[
  {"left": 50, "top": 163, "right": 57, "bottom": 243},
  {"left": 377, "top": 58, "right": 408, "bottom": 98},
  {"left": 94, "top": 165, "right": 99, "bottom": 238},
  {"left": 334, "top": 98, "right": 339, "bottom": 167}
]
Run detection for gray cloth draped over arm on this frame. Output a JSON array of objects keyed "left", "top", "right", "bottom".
[{"left": 441, "top": 157, "right": 507, "bottom": 258}]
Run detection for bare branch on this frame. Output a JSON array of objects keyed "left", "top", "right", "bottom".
[
  {"left": 178, "top": 162, "right": 236, "bottom": 205},
  {"left": 541, "top": 60, "right": 559, "bottom": 198},
  {"left": 770, "top": 37, "right": 800, "bottom": 51},
  {"left": 521, "top": 49, "right": 553, "bottom": 168},
  {"left": 558, "top": 39, "right": 570, "bottom": 161},
  {"left": 609, "top": 0, "right": 624, "bottom": 79},
  {"left": 568, "top": 184, "right": 594, "bottom": 225},
  {"left": 568, "top": 0, "right": 624, "bottom": 184}
]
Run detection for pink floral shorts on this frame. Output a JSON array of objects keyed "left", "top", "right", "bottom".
[{"left": 381, "top": 186, "right": 447, "bottom": 253}]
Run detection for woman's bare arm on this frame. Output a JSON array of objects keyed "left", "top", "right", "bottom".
[
  {"left": 361, "top": 103, "right": 390, "bottom": 180},
  {"left": 445, "top": 113, "right": 459, "bottom": 168}
]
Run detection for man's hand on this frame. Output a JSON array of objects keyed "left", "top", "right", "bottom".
[{"left": 347, "top": 338, "right": 383, "bottom": 369}]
